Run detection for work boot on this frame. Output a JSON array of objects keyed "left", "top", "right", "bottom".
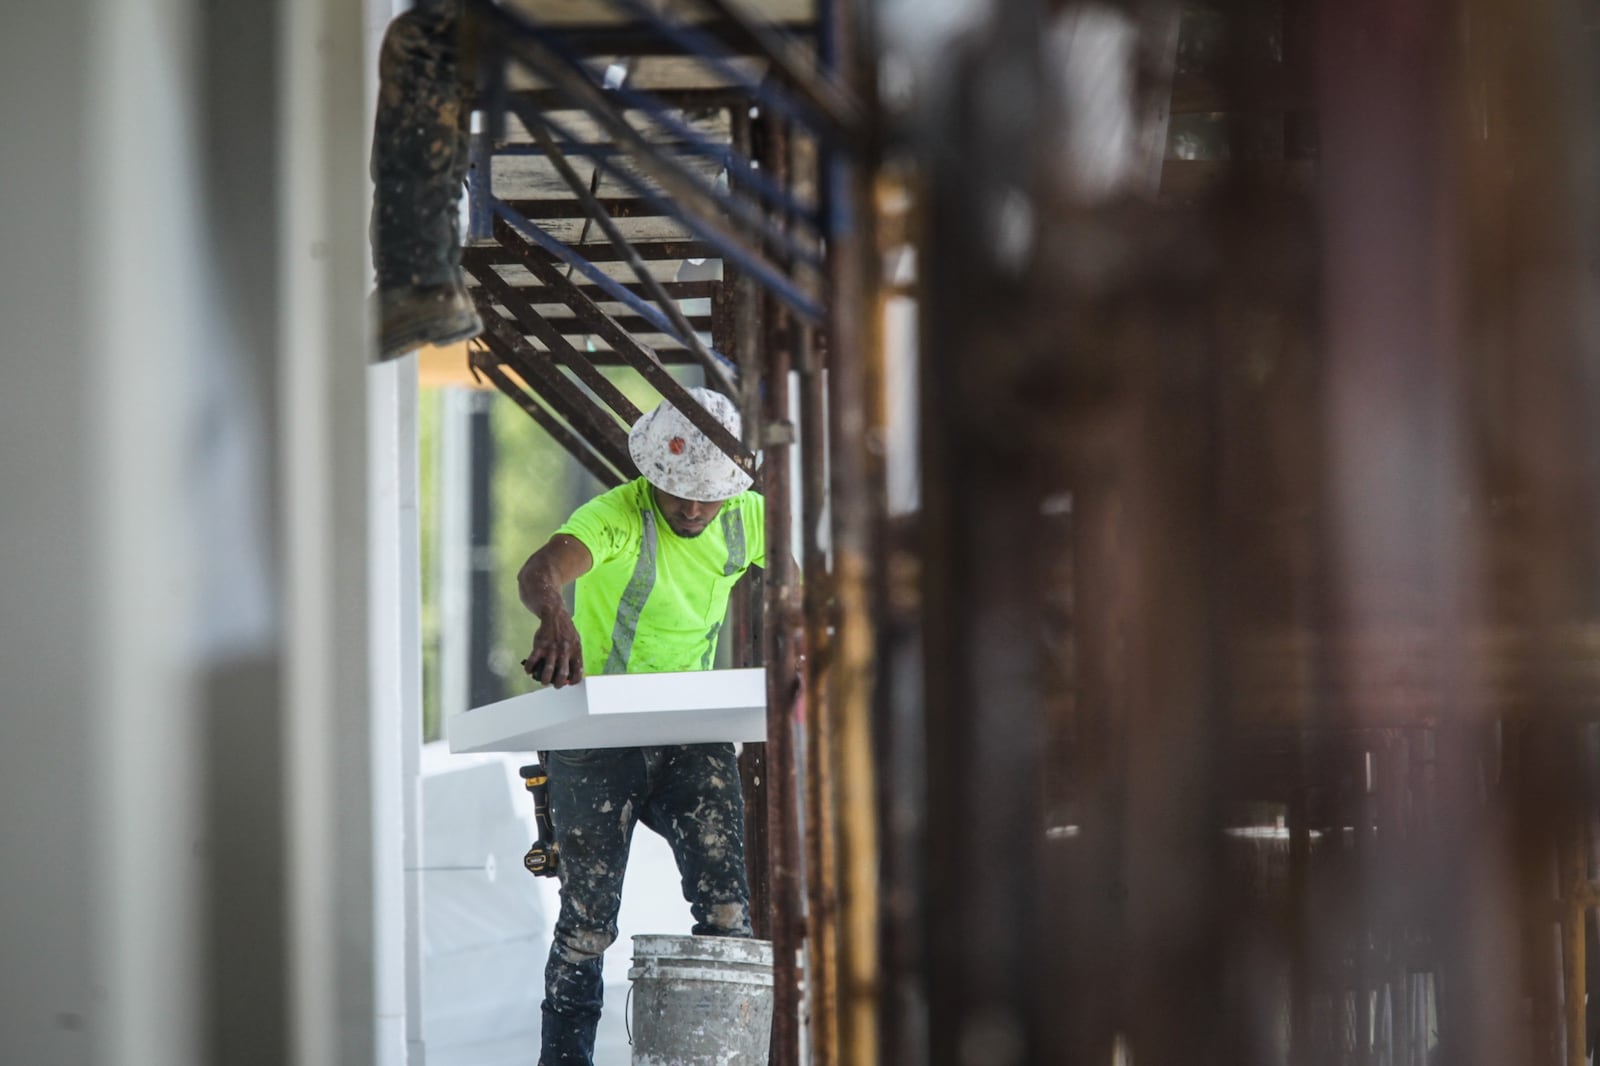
[
  {"left": 369, "top": 5, "right": 481, "bottom": 362},
  {"left": 374, "top": 282, "right": 482, "bottom": 361}
]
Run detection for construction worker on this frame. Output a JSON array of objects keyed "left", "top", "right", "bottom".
[
  {"left": 517, "top": 387, "right": 763, "bottom": 1065},
  {"left": 370, "top": 3, "right": 482, "bottom": 360}
]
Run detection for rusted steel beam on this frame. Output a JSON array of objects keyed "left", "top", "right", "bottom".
[
  {"left": 491, "top": 219, "right": 718, "bottom": 376},
  {"left": 518, "top": 105, "right": 738, "bottom": 395},
  {"left": 821, "top": 1, "right": 881, "bottom": 1061},
  {"left": 503, "top": 86, "right": 751, "bottom": 114},
  {"left": 469, "top": 265, "right": 643, "bottom": 425},
  {"left": 600, "top": 0, "right": 837, "bottom": 136},
  {"left": 690, "top": 0, "right": 861, "bottom": 136},
  {"left": 469, "top": 286, "right": 639, "bottom": 478},
  {"left": 521, "top": 313, "right": 713, "bottom": 336},
  {"left": 797, "top": 314, "right": 839, "bottom": 1066},
  {"left": 499, "top": 198, "right": 685, "bottom": 221},
  {"left": 470, "top": 240, "right": 714, "bottom": 264},
  {"left": 486, "top": 345, "right": 700, "bottom": 367},
  {"left": 535, "top": 20, "right": 813, "bottom": 59},
  {"left": 1564, "top": 823, "right": 1589, "bottom": 1066},
  {"left": 468, "top": 352, "right": 626, "bottom": 488},
  {"left": 716, "top": 254, "right": 771, "bottom": 946},
  {"left": 502, "top": 278, "right": 718, "bottom": 302},
  {"left": 759, "top": 294, "right": 803, "bottom": 1066},
  {"left": 478, "top": 1, "right": 823, "bottom": 298},
  {"left": 490, "top": 218, "right": 758, "bottom": 476},
  {"left": 740, "top": 107, "right": 805, "bottom": 1066}
]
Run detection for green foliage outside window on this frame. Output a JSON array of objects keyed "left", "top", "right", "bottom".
[{"left": 420, "top": 367, "right": 687, "bottom": 741}]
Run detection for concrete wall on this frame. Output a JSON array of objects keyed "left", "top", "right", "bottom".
[{"left": 0, "top": 2, "right": 374, "bottom": 1063}]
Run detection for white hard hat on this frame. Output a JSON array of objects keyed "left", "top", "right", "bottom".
[{"left": 627, "top": 387, "right": 755, "bottom": 501}]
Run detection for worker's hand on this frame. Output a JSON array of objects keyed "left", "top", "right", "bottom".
[{"left": 524, "top": 608, "right": 585, "bottom": 689}]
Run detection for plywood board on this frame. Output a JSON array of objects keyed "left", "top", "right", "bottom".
[{"left": 446, "top": 667, "right": 767, "bottom": 752}]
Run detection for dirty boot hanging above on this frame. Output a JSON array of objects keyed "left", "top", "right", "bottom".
[{"left": 369, "top": 5, "right": 482, "bottom": 361}]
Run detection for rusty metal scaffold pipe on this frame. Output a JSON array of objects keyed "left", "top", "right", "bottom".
[
  {"left": 821, "top": 0, "right": 882, "bottom": 1059},
  {"left": 795, "top": 175, "right": 841, "bottom": 1066},
  {"left": 516, "top": 105, "right": 740, "bottom": 398}
]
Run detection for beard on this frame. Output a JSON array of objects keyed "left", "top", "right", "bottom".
[{"left": 668, "top": 519, "right": 709, "bottom": 538}]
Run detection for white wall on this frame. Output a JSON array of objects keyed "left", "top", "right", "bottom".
[
  {"left": 0, "top": 5, "right": 98, "bottom": 1064},
  {"left": 0, "top": 1, "right": 374, "bottom": 1064}
]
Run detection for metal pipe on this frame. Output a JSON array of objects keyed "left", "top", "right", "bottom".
[
  {"left": 761, "top": 275, "right": 804, "bottom": 1066},
  {"left": 598, "top": 0, "right": 845, "bottom": 138},
  {"left": 529, "top": 82, "right": 823, "bottom": 232},
  {"left": 467, "top": 263, "right": 643, "bottom": 424},
  {"left": 1564, "top": 821, "right": 1588, "bottom": 1066},
  {"left": 490, "top": 199, "right": 713, "bottom": 337},
  {"left": 467, "top": 353, "right": 626, "bottom": 488},
  {"left": 468, "top": 286, "right": 639, "bottom": 476},
  {"left": 504, "top": 86, "right": 751, "bottom": 114},
  {"left": 742, "top": 107, "right": 806, "bottom": 1066},
  {"left": 528, "top": 107, "right": 825, "bottom": 309},
  {"left": 520, "top": 107, "right": 739, "bottom": 396},
  {"left": 488, "top": 218, "right": 757, "bottom": 475},
  {"left": 688, "top": 0, "right": 861, "bottom": 137},
  {"left": 474, "top": 1, "right": 824, "bottom": 280},
  {"left": 508, "top": 90, "right": 809, "bottom": 251},
  {"left": 494, "top": 118, "right": 823, "bottom": 324},
  {"left": 797, "top": 314, "right": 839, "bottom": 1066},
  {"left": 536, "top": 20, "right": 816, "bottom": 60},
  {"left": 822, "top": 0, "right": 881, "bottom": 1059}
]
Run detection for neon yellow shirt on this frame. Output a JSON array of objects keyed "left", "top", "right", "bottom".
[{"left": 555, "top": 477, "right": 766, "bottom": 676}]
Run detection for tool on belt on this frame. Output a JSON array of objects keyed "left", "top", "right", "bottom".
[{"left": 519, "top": 762, "right": 560, "bottom": 877}]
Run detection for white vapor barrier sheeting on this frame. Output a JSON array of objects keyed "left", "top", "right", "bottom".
[{"left": 421, "top": 758, "right": 547, "bottom": 1060}]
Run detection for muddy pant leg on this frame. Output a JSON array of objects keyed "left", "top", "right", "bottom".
[
  {"left": 541, "top": 748, "right": 644, "bottom": 1066},
  {"left": 370, "top": 6, "right": 468, "bottom": 290},
  {"left": 640, "top": 743, "right": 753, "bottom": 937}
]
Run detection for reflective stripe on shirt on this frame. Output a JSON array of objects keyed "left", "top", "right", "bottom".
[
  {"left": 700, "top": 508, "right": 748, "bottom": 669},
  {"left": 604, "top": 507, "right": 658, "bottom": 674}
]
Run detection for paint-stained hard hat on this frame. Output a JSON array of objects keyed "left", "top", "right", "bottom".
[{"left": 627, "top": 387, "right": 755, "bottom": 502}]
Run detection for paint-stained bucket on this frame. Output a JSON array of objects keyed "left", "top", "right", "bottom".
[{"left": 626, "top": 934, "right": 774, "bottom": 1065}]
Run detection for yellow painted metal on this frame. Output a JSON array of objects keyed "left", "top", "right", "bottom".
[{"left": 1563, "top": 825, "right": 1589, "bottom": 1066}]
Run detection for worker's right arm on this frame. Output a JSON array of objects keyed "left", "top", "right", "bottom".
[{"left": 517, "top": 533, "right": 595, "bottom": 689}]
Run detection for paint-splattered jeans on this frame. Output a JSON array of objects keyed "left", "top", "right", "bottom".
[{"left": 539, "top": 743, "right": 752, "bottom": 1066}]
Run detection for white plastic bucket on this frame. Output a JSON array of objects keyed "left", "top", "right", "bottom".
[{"left": 626, "top": 934, "right": 774, "bottom": 1066}]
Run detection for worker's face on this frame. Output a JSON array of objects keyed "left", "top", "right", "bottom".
[{"left": 652, "top": 486, "right": 725, "bottom": 538}]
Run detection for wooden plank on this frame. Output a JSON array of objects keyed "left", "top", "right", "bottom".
[
  {"left": 489, "top": 87, "right": 751, "bottom": 113},
  {"left": 484, "top": 212, "right": 697, "bottom": 247},
  {"left": 501, "top": 106, "right": 731, "bottom": 146},
  {"left": 467, "top": 239, "right": 716, "bottom": 264},
  {"left": 522, "top": 21, "right": 813, "bottom": 58},
  {"left": 498, "top": 197, "right": 684, "bottom": 219},
  {"left": 505, "top": 55, "right": 770, "bottom": 93},
  {"left": 501, "top": 278, "right": 720, "bottom": 301},
  {"left": 478, "top": 258, "right": 689, "bottom": 287},
  {"left": 486, "top": 309, "right": 713, "bottom": 335}
]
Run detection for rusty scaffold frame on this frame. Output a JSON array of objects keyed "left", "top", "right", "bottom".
[
  {"left": 905, "top": 2, "right": 1600, "bottom": 1066},
  {"left": 456, "top": 2, "right": 880, "bottom": 1063},
  {"left": 450, "top": 0, "right": 1600, "bottom": 1063}
]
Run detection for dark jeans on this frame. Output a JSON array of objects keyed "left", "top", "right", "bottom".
[{"left": 539, "top": 743, "right": 753, "bottom": 1066}]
